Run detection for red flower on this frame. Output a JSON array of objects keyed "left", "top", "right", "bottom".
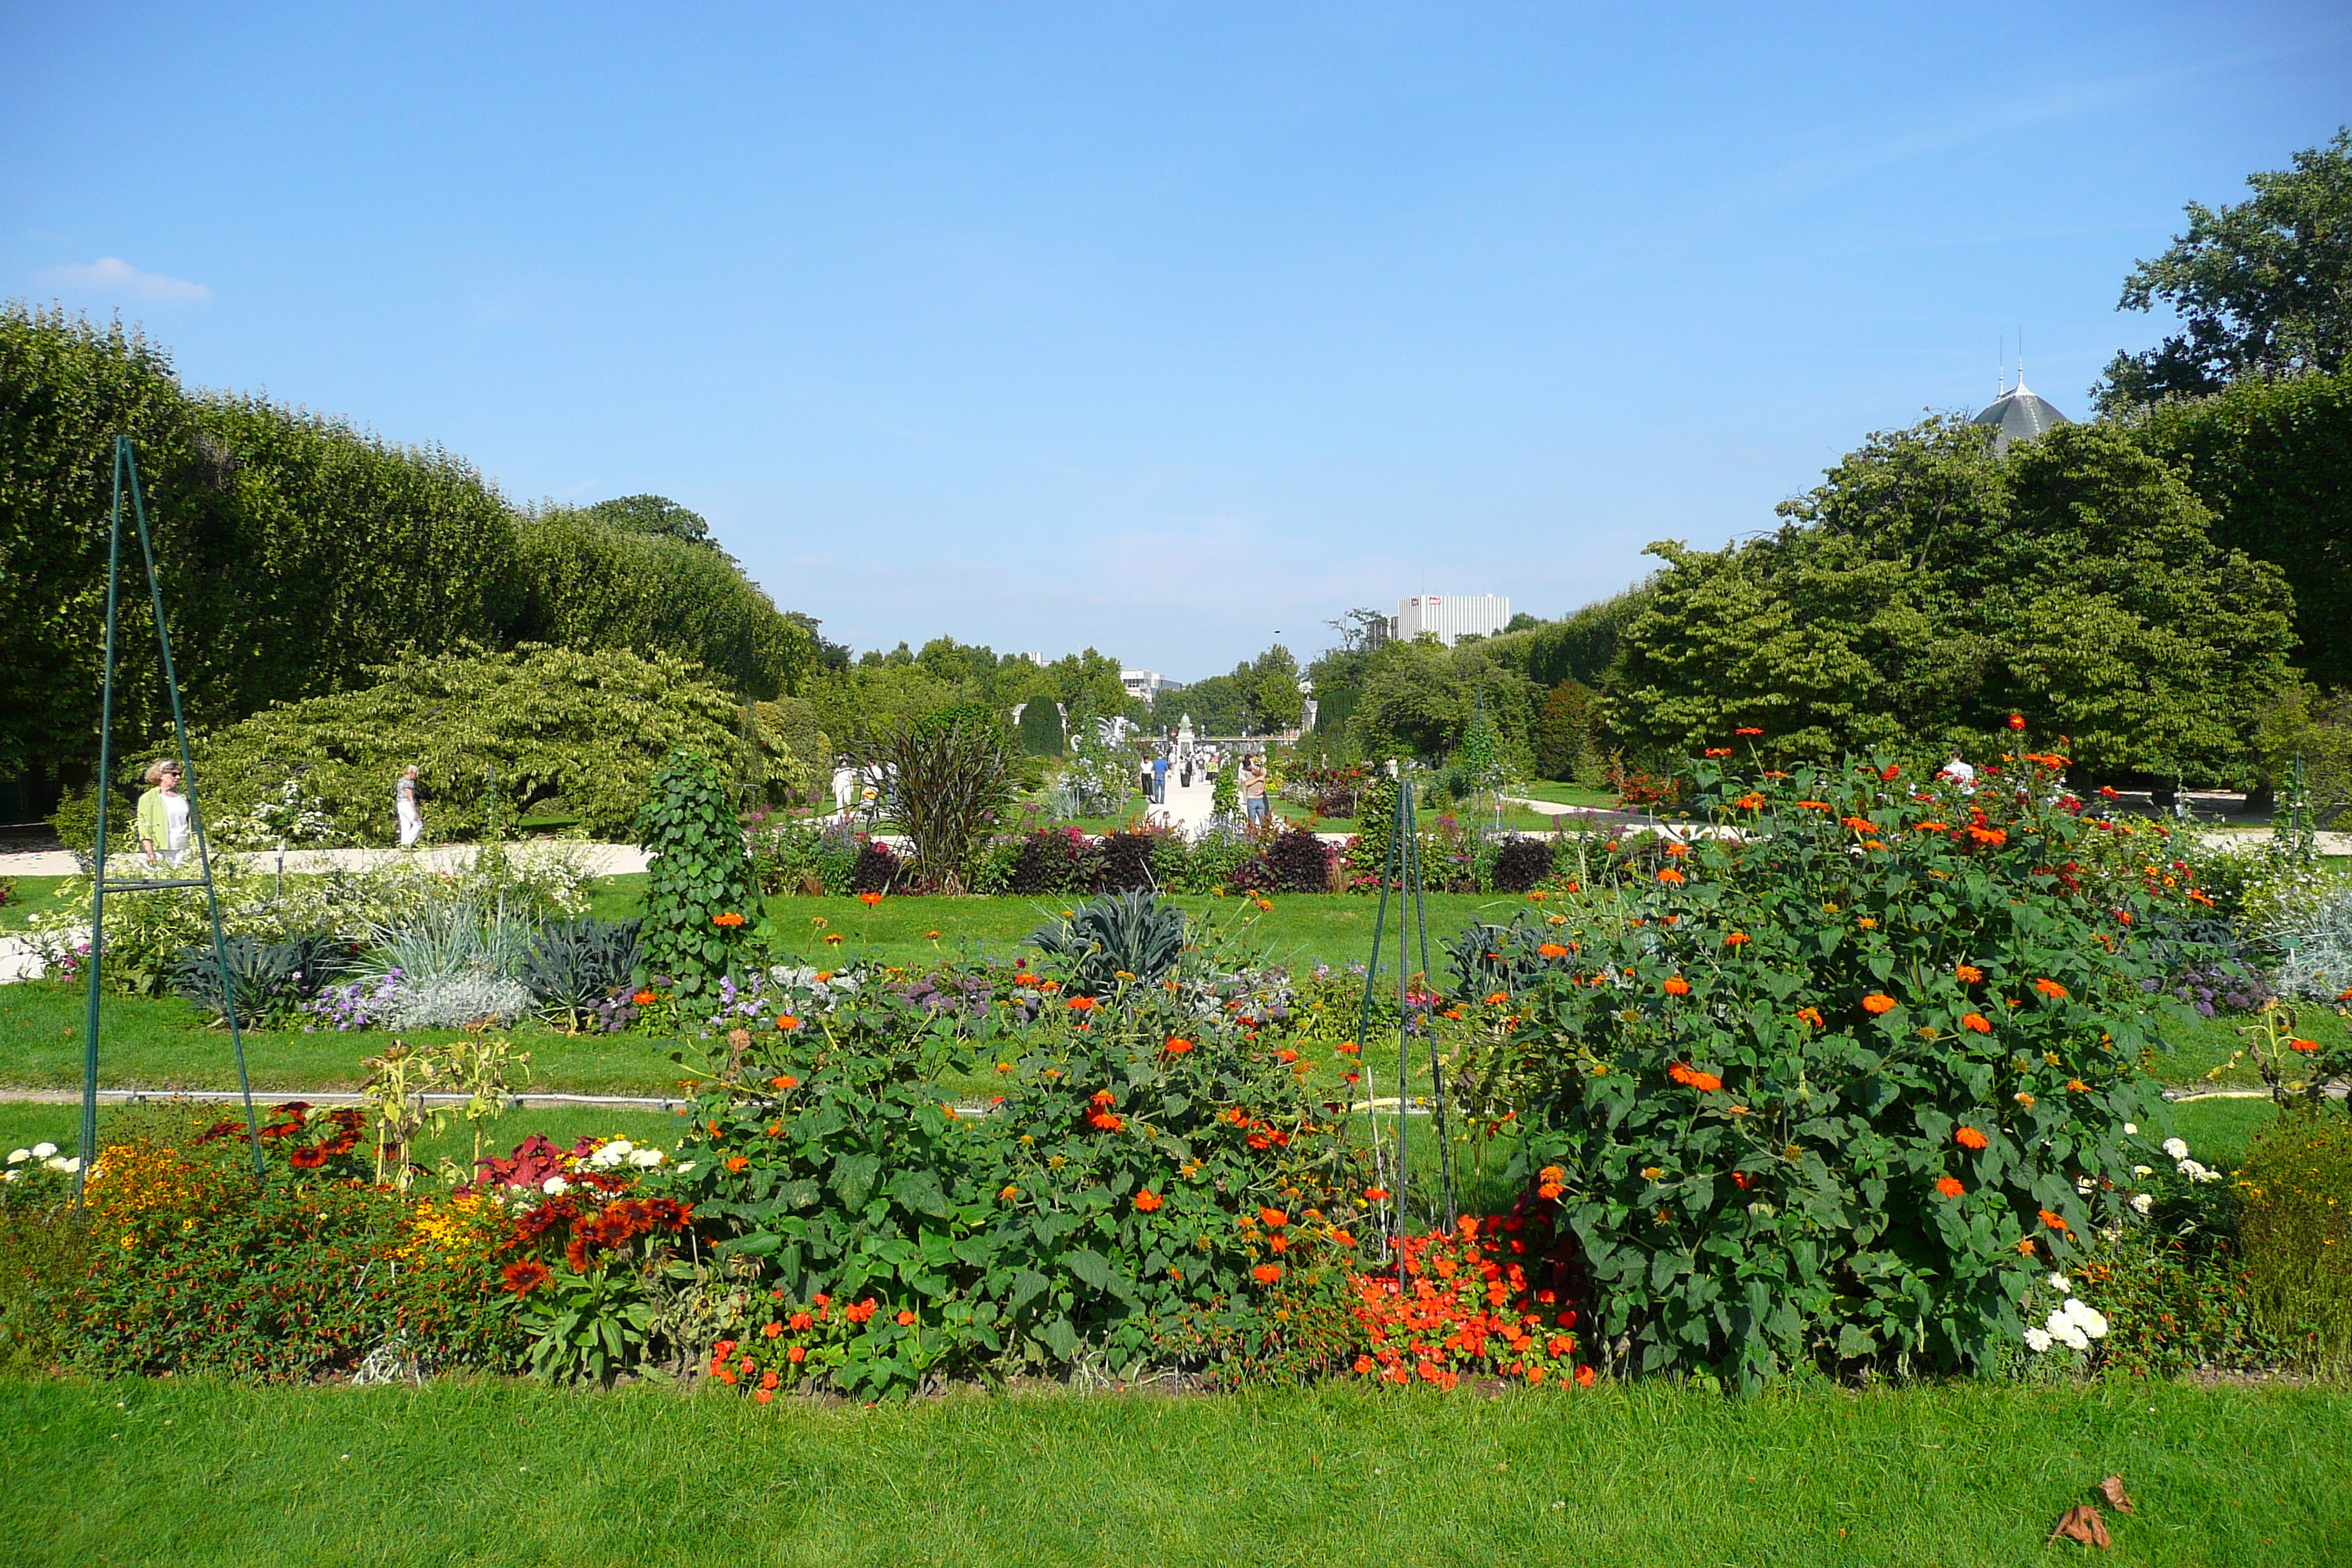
[
  {"left": 500, "top": 1261, "right": 551, "bottom": 1297},
  {"left": 287, "top": 1145, "right": 328, "bottom": 1170},
  {"left": 2007, "top": 714, "right": 2026, "bottom": 731},
  {"left": 1164, "top": 1037, "right": 1195, "bottom": 1055},
  {"left": 2290, "top": 1038, "right": 2321, "bottom": 1053},
  {"left": 1735, "top": 726, "right": 1763, "bottom": 736},
  {"left": 1575, "top": 1365, "right": 1596, "bottom": 1387}
]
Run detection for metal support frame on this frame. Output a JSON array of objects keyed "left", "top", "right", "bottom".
[
  {"left": 76, "top": 436, "right": 261, "bottom": 1204},
  {"left": 1353, "top": 766, "right": 1455, "bottom": 1255}
]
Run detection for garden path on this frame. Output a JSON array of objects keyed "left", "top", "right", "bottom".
[{"left": 0, "top": 843, "right": 650, "bottom": 879}]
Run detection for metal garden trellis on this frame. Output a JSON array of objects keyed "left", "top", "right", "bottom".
[
  {"left": 74, "top": 435, "right": 263, "bottom": 1205},
  {"left": 1352, "top": 765, "right": 1457, "bottom": 1255}
]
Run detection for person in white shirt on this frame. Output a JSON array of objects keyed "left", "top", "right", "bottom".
[
  {"left": 1938, "top": 751, "right": 1977, "bottom": 790},
  {"left": 396, "top": 765, "right": 426, "bottom": 847}
]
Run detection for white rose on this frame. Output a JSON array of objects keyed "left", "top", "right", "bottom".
[
  {"left": 2062, "top": 1299, "right": 2110, "bottom": 1339},
  {"left": 2024, "top": 1327, "right": 2054, "bottom": 1353},
  {"left": 30, "top": 1142, "right": 56, "bottom": 1158},
  {"left": 2045, "top": 1310, "right": 2092, "bottom": 1352},
  {"left": 540, "top": 1175, "right": 571, "bottom": 1196},
  {"left": 2131, "top": 1193, "right": 2154, "bottom": 1215},
  {"left": 2047, "top": 1273, "right": 2071, "bottom": 1292},
  {"left": 2162, "top": 1137, "right": 2188, "bottom": 1159},
  {"left": 2122, "top": 1123, "right": 2138, "bottom": 1136}
]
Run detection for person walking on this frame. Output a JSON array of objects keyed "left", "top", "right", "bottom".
[
  {"left": 134, "top": 759, "right": 192, "bottom": 867},
  {"left": 396, "top": 765, "right": 426, "bottom": 847},
  {"left": 1241, "top": 757, "right": 1269, "bottom": 826},
  {"left": 1151, "top": 750, "right": 1169, "bottom": 805}
]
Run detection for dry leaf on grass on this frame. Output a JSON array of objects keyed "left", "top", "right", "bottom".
[
  {"left": 2046, "top": 1504, "right": 2111, "bottom": 1548},
  {"left": 2098, "top": 1475, "right": 2135, "bottom": 1515}
]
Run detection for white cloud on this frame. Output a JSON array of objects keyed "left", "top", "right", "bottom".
[{"left": 34, "top": 257, "right": 211, "bottom": 304}]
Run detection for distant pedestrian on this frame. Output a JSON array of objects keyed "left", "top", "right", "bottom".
[
  {"left": 1242, "top": 758, "right": 1269, "bottom": 826},
  {"left": 396, "top": 765, "right": 426, "bottom": 847},
  {"left": 1937, "top": 750, "right": 1976, "bottom": 791},
  {"left": 1151, "top": 752, "right": 1169, "bottom": 804},
  {"left": 135, "top": 759, "right": 192, "bottom": 867}
]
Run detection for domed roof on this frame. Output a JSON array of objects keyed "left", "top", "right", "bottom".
[{"left": 1971, "top": 375, "right": 2069, "bottom": 453}]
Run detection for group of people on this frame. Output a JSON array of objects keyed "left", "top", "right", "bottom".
[
  {"left": 121, "top": 761, "right": 426, "bottom": 867},
  {"left": 1134, "top": 748, "right": 1270, "bottom": 823}
]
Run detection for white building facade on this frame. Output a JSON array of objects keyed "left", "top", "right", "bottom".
[
  {"left": 1391, "top": 594, "right": 1509, "bottom": 647},
  {"left": 1121, "top": 669, "right": 1184, "bottom": 700}
]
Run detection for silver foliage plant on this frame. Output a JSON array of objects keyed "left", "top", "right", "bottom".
[{"left": 389, "top": 973, "right": 535, "bottom": 1031}]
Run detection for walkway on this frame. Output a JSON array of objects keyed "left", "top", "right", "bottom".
[{"left": 0, "top": 842, "right": 650, "bottom": 880}]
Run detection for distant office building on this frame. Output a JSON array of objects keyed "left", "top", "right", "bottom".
[
  {"left": 1391, "top": 594, "right": 1509, "bottom": 647},
  {"left": 1122, "top": 669, "right": 1185, "bottom": 700}
]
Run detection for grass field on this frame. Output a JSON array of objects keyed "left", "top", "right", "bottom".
[
  {"left": 0, "top": 872, "right": 73, "bottom": 932},
  {"left": 4, "top": 1376, "right": 2344, "bottom": 1566},
  {"left": 1512, "top": 782, "right": 1624, "bottom": 811}
]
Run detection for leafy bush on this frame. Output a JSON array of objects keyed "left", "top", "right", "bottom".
[
  {"left": 1263, "top": 825, "right": 1334, "bottom": 894},
  {"left": 1007, "top": 829, "right": 1089, "bottom": 896},
  {"left": 1507, "top": 750, "right": 2207, "bottom": 1387},
  {"left": 1490, "top": 835, "right": 1558, "bottom": 894},
  {"left": 170, "top": 932, "right": 353, "bottom": 1028},
  {"left": 850, "top": 840, "right": 903, "bottom": 895},
  {"left": 521, "top": 917, "right": 644, "bottom": 1033},
  {"left": 2239, "top": 1108, "right": 2352, "bottom": 1369},
  {"left": 1091, "top": 829, "right": 1159, "bottom": 894},
  {"left": 1028, "top": 891, "right": 1188, "bottom": 995},
  {"left": 190, "top": 644, "right": 767, "bottom": 843},
  {"left": 750, "top": 817, "right": 860, "bottom": 896},
  {"left": 45, "top": 783, "right": 102, "bottom": 871},
  {"left": 864, "top": 705, "right": 1018, "bottom": 891},
  {"left": 665, "top": 962, "right": 1367, "bottom": 1400},
  {"left": 636, "top": 752, "right": 758, "bottom": 999}
]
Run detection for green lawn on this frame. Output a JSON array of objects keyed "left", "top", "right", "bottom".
[
  {"left": 1515, "top": 783, "right": 1623, "bottom": 811},
  {"left": 3, "top": 1377, "right": 2343, "bottom": 1565},
  {"left": 0, "top": 873, "right": 74, "bottom": 933}
]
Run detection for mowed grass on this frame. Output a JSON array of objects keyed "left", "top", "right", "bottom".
[
  {"left": 0, "top": 873, "right": 75, "bottom": 933},
  {"left": 4, "top": 1376, "right": 2345, "bottom": 1567}
]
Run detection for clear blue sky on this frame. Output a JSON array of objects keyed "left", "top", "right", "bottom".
[{"left": 5, "top": 3, "right": 2345, "bottom": 679}]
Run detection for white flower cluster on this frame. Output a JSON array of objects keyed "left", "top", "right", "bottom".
[
  {"left": 2024, "top": 1288, "right": 2111, "bottom": 1354},
  {"left": 586, "top": 1139, "right": 666, "bottom": 1171},
  {"left": 4, "top": 1142, "right": 82, "bottom": 1180},
  {"left": 2160, "top": 1136, "right": 2220, "bottom": 1183}
]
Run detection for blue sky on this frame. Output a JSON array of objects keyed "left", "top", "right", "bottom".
[{"left": 5, "top": 4, "right": 2346, "bottom": 679}]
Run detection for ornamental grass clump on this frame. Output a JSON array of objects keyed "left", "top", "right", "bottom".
[{"left": 1507, "top": 746, "right": 2216, "bottom": 1388}]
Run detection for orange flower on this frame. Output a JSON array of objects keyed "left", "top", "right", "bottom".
[
  {"left": 2007, "top": 713, "right": 2026, "bottom": 731},
  {"left": 924, "top": 930, "right": 941, "bottom": 939},
  {"left": 1539, "top": 942, "right": 1569, "bottom": 958},
  {"left": 1914, "top": 821, "right": 1950, "bottom": 832},
  {"left": 2039, "top": 1208, "right": 2070, "bottom": 1234},
  {"left": 896, "top": 1309, "right": 916, "bottom": 1326},
  {"left": 726, "top": 1155, "right": 749, "bottom": 1172},
  {"left": 1259, "top": 1207, "right": 1289, "bottom": 1229},
  {"left": 788, "top": 1345, "right": 806, "bottom": 1363},
  {"left": 1955, "top": 1126, "right": 1989, "bottom": 1150},
  {"left": 2067, "top": 1078, "right": 2091, "bottom": 1092},
  {"left": 1134, "top": 1189, "right": 1164, "bottom": 1213},
  {"left": 823, "top": 933, "right": 843, "bottom": 946},
  {"left": 1703, "top": 747, "right": 1733, "bottom": 758},
  {"left": 1733, "top": 793, "right": 1766, "bottom": 810},
  {"left": 1934, "top": 1176, "right": 1965, "bottom": 1199},
  {"left": 631, "top": 990, "right": 657, "bottom": 1006},
  {"left": 1735, "top": 726, "right": 1763, "bottom": 736},
  {"left": 1861, "top": 993, "right": 1897, "bottom": 1014},
  {"left": 1656, "top": 867, "right": 1685, "bottom": 884},
  {"left": 1252, "top": 1264, "right": 1284, "bottom": 1285},
  {"left": 769, "top": 1074, "right": 800, "bottom": 1090},
  {"left": 1164, "top": 1037, "right": 1195, "bottom": 1055},
  {"left": 1725, "top": 931, "right": 1749, "bottom": 946},
  {"left": 1960, "top": 1013, "right": 1992, "bottom": 1033},
  {"left": 1485, "top": 991, "right": 1510, "bottom": 1006},
  {"left": 2289, "top": 1038, "right": 2321, "bottom": 1053},
  {"left": 1662, "top": 976, "right": 1691, "bottom": 996},
  {"left": 1364, "top": 1187, "right": 1390, "bottom": 1202},
  {"left": 859, "top": 891, "right": 884, "bottom": 906},
  {"left": 1796, "top": 800, "right": 1831, "bottom": 811},
  {"left": 1667, "top": 1063, "right": 1722, "bottom": 1093},
  {"left": 1839, "top": 815, "right": 1873, "bottom": 832},
  {"left": 712, "top": 911, "right": 747, "bottom": 929},
  {"left": 1067, "top": 995, "right": 1097, "bottom": 1011},
  {"left": 2017, "top": 1236, "right": 2039, "bottom": 1256},
  {"left": 1795, "top": 1006, "right": 1824, "bottom": 1028},
  {"left": 2034, "top": 978, "right": 2068, "bottom": 999},
  {"left": 1956, "top": 963, "right": 1983, "bottom": 983},
  {"left": 1575, "top": 1364, "right": 1597, "bottom": 1387},
  {"left": 774, "top": 1017, "right": 800, "bottom": 1033}
]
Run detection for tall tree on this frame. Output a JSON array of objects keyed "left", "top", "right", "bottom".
[{"left": 2094, "top": 129, "right": 2352, "bottom": 412}]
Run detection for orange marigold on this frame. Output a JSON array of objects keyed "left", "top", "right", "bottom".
[
  {"left": 1538, "top": 942, "right": 1569, "bottom": 958},
  {"left": 1955, "top": 1126, "right": 1989, "bottom": 1150},
  {"left": 1956, "top": 963, "right": 1983, "bottom": 983},
  {"left": 1960, "top": 1013, "right": 1992, "bottom": 1033},
  {"left": 1134, "top": 1189, "right": 1164, "bottom": 1212},
  {"left": 1662, "top": 976, "right": 1691, "bottom": 996},
  {"left": 1861, "top": 993, "right": 1898, "bottom": 1014},
  {"left": 1725, "top": 931, "right": 1750, "bottom": 946},
  {"left": 1934, "top": 1176, "right": 1965, "bottom": 1199}
]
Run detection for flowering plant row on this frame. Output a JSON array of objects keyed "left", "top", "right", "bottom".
[{"left": 1499, "top": 740, "right": 2220, "bottom": 1387}]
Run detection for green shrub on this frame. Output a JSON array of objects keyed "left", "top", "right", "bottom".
[
  {"left": 665, "top": 955, "right": 1367, "bottom": 1399},
  {"left": 1509, "top": 750, "right": 2209, "bottom": 1387},
  {"left": 190, "top": 644, "right": 761, "bottom": 843},
  {"left": 635, "top": 753, "right": 758, "bottom": 999},
  {"left": 2239, "top": 1107, "right": 2352, "bottom": 1369},
  {"left": 751, "top": 818, "right": 861, "bottom": 896}
]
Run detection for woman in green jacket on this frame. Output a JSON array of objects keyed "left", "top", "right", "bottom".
[{"left": 134, "top": 760, "right": 192, "bottom": 867}]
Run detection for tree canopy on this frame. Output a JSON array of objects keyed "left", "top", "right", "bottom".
[
  {"left": 2094, "top": 127, "right": 2352, "bottom": 412},
  {"left": 1606, "top": 418, "right": 2295, "bottom": 785}
]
